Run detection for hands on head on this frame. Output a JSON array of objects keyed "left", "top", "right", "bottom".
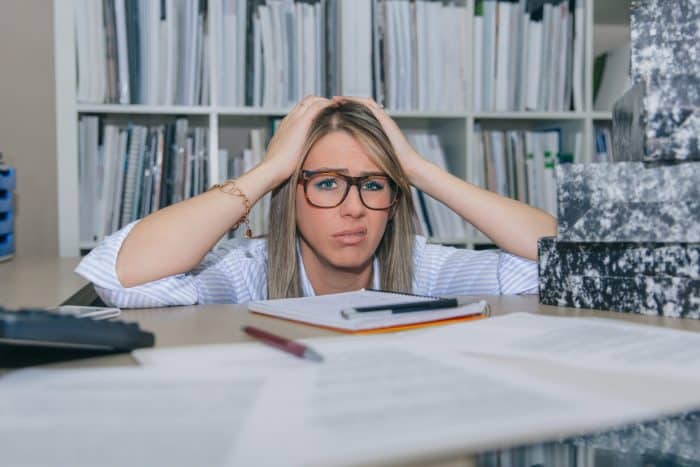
[{"left": 261, "top": 95, "right": 426, "bottom": 189}]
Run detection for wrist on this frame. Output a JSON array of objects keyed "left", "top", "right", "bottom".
[
  {"left": 256, "top": 159, "right": 292, "bottom": 190},
  {"left": 403, "top": 154, "right": 435, "bottom": 190}
]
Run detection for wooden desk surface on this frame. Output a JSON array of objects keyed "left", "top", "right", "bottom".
[
  {"left": 0, "top": 256, "right": 85, "bottom": 309},
  {"left": 62, "top": 294, "right": 700, "bottom": 369}
]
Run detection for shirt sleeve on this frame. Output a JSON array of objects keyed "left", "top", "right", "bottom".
[
  {"left": 412, "top": 236, "right": 539, "bottom": 296},
  {"left": 74, "top": 221, "right": 268, "bottom": 308}
]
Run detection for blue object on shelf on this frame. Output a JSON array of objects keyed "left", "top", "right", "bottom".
[
  {"left": 0, "top": 190, "right": 11, "bottom": 212},
  {"left": 0, "top": 158, "right": 15, "bottom": 261},
  {"left": 0, "top": 166, "right": 15, "bottom": 190},
  {"left": 0, "top": 210, "right": 12, "bottom": 235},
  {"left": 0, "top": 233, "right": 13, "bottom": 259}
]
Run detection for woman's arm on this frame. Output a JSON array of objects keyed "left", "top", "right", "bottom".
[
  {"left": 117, "top": 96, "right": 332, "bottom": 287},
  {"left": 403, "top": 163, "right": 555, "bottom": 261},
  {"left": 116, "top": 165, "right": 275, "bottom": 287},
  {"left": 333, "top": 97, "right": 555, "bottom": 261}
]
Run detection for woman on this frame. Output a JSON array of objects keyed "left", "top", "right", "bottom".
[{"left": 76, "top": 96, "right": 556, "bottom": 307}]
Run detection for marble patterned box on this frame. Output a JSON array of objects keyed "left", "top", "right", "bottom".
[
  {"left": 629, "top": 0, "right": 699, "bottom": 162},
  {"left": 556, "top": 162, "right": 700, "bottom": 243},
  {"left": 538, "top": 237, "right": 700, "bottom": 318}
]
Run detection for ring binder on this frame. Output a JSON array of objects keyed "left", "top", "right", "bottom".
[{"left": 0, "top": 153, "right": 15, "bottom": 262}]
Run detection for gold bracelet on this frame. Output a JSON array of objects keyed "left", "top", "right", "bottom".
[{"left": 210, "top": 179, "right": 253, "bottom": 238}]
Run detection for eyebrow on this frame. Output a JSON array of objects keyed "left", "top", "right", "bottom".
[{"left": 308, "top": 167, "right": 388, "bottom": 177}]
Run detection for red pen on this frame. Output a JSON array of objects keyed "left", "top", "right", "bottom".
[{"left": 242, "top": 325, "right": 324, "bottom": 363}]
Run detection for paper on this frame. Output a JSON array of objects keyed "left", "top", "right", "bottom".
[
  {"left": 3, "top": 321, "right": 699, "bottom": 466},
  {"left": 140, "top": 337, "right": 674, "bottom": 466},
  {"left": 411, "top": 312, "right": 700, "bottom": 381},
  {"left": 248, "top": 289, "right": 487, "bottom": 331},
  {"left": 0, "top": 366, "right": 262, "bottom": 467}
]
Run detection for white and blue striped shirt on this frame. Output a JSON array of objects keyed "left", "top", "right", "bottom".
[{"left": 75, "top": 221, "right": 539, "bottom": 308}]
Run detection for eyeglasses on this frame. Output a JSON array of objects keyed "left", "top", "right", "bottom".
[{"left": 298, "top": 170, "right": 399, "bottom": 210}]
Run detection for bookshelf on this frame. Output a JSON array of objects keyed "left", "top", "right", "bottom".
[{"left": 54, "top": 0, "right": 629, "bottom": 257}]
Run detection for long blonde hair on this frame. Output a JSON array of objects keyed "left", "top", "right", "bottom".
[{"left": 267, "top": 102, "right": 416, "bottom": 298}]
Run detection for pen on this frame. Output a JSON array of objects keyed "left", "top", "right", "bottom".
[
  {"left": 340, "top": 297, "right": 477, "bottom": 320},
  {"left": 242, "top": 325, "right": 324, "bottom": 363}
]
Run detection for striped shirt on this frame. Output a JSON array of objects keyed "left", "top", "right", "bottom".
[{"left": 75, "top": 221, "right": 539, "bottom": 308}]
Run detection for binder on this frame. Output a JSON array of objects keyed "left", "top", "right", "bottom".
[{"left": 0, "top": 209, "right": 13, "bottom": 235}]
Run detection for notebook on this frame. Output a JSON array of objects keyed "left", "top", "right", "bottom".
[{"left": 248, "top": 290, "right": 489, "bottom": 333}]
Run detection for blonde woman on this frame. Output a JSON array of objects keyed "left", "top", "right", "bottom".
[{"left": 76, "top": 97, "right": 556, "bottom": 307}]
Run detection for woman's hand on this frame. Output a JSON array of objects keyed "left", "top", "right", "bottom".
[
  {"left": 261, "top": 96, "right": 332, "bottom": 187},
  {"left": 331, "top": 96, "right": 429, "bottom": 186}
]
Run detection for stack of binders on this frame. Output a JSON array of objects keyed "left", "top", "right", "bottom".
[
  {"left": 0, "top": 154, "right": 15, "bottom": 262},
  {"left": 538, "top": 0, "right": 700, "bottom": 318}
]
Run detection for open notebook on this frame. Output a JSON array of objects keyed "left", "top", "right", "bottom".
[{"left": 248, "top": 290, "right": 490, "bottom": 333}]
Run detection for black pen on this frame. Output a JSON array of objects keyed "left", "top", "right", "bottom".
[{"left": 340, "top": 296, "right": 476, "bottom": 320}]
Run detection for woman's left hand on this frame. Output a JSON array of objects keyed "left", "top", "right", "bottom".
[{"left": 331, "top": 96, "right": 428, "bottom": 185}]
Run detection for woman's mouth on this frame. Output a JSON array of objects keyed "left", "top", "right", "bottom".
[{"left": 332, "top": 229, "right": 367, "bottom": 245}]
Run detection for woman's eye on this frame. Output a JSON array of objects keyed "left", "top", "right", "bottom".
[
  {"left": 314, "top": 178, "right": 339, "bottom": 190},
  {"left": 362, "top": 180, "right": 385, "bottom": 191}
]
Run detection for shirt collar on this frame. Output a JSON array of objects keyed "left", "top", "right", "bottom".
[{"left": 296, "top": 240, "right": 380, "bottom": 296}]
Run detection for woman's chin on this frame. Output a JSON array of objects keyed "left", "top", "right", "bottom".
[{"left": 324, "top": 251, "right": 374, "bottom": 272}]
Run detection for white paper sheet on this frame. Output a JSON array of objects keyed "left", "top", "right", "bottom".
[
  {"left": 141, "top": 337, "right": 675, "bottom": 466},
  {"left": 3, "top": 324, "right": 697, "bottom": 467},
  {"left": 0, "top": 366, "right": 262, "bottom": 467},
  {"left": 410, "top": 312, "right": 700, "bottom": 381}
]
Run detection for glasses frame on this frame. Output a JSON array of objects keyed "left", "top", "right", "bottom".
[{"left": 298, "top": 170, "right": 399, "bottom": 211}]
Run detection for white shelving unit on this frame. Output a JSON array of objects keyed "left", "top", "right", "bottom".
[{"left": 54, "top": 0, "right": 627, "bottom": 257}]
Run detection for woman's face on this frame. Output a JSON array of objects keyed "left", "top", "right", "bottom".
[{"left": 295, "top": 131, "right": 392, "bottom": 272}]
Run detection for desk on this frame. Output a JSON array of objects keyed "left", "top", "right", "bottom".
[
  {"left": 2, "top": 258, "right": 700, "bottom": 466},
  {"left": 32, "top": 298, "right": 700, "bottom": 466},
  {"left": 0, "top": 256, "right": 85, "bottom": 308}
]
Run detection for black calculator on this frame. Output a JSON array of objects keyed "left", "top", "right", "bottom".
[{"left": 0, "top": 307, "right": 155, "bottom": 367}]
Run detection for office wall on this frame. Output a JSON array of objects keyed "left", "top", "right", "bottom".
[{"left": 0, "top": 0, "right": 58, "bottom": 257}]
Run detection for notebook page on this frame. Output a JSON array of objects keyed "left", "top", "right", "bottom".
[{"left": 248, "top": 290, "right": 486, "bottom": 331}]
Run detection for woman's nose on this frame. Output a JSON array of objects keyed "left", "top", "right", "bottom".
[{"left": 339, "top": 185, "right": 365, "bottom": 216}]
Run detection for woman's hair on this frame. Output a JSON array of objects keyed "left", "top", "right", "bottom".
[{"left": 266, "top": 101, "right": 416, "bottom": 299}]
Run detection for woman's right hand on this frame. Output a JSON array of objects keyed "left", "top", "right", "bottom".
[{"left": 261, "top": 96, "right": 332, "bottom": 187}]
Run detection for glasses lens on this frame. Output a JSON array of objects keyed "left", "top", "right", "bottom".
[
  {"left": 305, "top": 173, "right": 395, "bottom": 209},
  {"left": 359, "top": 176, "right": 395, "bottom": 209},
  {"left": 306, "top": 173, "right": 349, "bottom": 207}
]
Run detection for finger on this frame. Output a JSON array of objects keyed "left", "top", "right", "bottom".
[
  {"left": 287, "top": 95, "right": 319, "bottom": 120},
  {"left": 299, "top": 97, "right": 332, "bottom": 118},
  {"left": 289, "top": 96, "right": 327, "bottom": 120}
]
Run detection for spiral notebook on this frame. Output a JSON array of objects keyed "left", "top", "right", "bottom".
[{"left": 248, "top": 289, "right": 490, "bottom": 333}]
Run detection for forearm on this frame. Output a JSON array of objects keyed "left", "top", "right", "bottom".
[
  {"left": 409, "top": 160, "right": 556, "bottom": 260},
  {"left": 116, "top": 163, "right": 278, "bottom": 287}
]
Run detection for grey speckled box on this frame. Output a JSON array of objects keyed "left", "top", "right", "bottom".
[
  {"left": 556, "top": 162, "right": 700, "bottom": 243},
  {"left": 628, "top": 0, "right": 699, "bottom": 162},
  {"left": 538, "top": 237, "right": 700, "bottom": 318}
]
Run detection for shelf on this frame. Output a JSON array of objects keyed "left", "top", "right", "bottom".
[
  {"left": 591, "top": 111, "right": 613, "bottom": 120},
  {"left": 474, "top": 112, "right": 586, "bottom": 120},
  {"left": 54, "top": 0, "right": 620, "bottom": 256},
  {"left": 387, "top": 110, "right": 467, "bottom": 119},
  {"left": 77, "top": 104, "right": 213, "bottom": 115},
  {"left": 217, "top": 106, "right": 291, "bottom": 116}
]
